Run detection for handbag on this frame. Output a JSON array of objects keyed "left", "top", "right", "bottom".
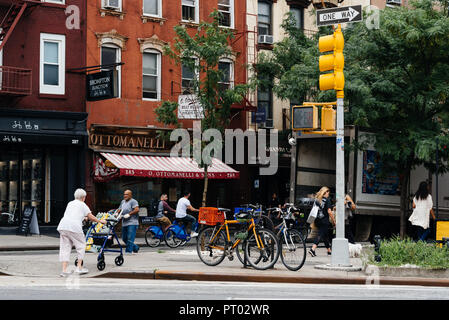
[{"left": 307, "top": 202, "right": 319, "bottom": 224}]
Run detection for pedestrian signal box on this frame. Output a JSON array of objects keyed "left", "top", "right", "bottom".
[
  {"left": 292, "top": 106, "right": 319, "bottom": 131},
  {"left": 321, "top": 107, "right": 336, "bottom": 131}
]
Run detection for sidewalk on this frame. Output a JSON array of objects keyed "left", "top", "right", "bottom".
[{"left": 1, "top": 234, "right": 449, "bottom": 287}]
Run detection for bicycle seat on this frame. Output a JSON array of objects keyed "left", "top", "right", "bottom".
[
  {"left": 218, "top": 208, "right": 231, "bottom": 212},
  {"left": 235, "top": 212, "right": 252, "bottom": 220}
]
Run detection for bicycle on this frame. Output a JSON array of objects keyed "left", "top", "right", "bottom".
[
  {"left": 284, "top": 203, "right": 311, "bottom": 242},
  {"left": 144, "top": 217, "right": 166, "bottom": 248},
  {"left": 196, "top": 204, "right": 280, "bottom": 270},
  {"left": 164, "top": 217, "right": 199, "bottom": 248},
  {"left": 271, "top": 207, "right": 307, "bottom": 271},
  {"left": 237, "top": 204, "right": 274, "bottom": 231}
]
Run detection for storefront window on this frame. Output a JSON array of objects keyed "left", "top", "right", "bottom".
[
  {"left": 22, "top": 149, "right": 45, "bottom": 224},
  {"left": 0, "top": 151, "right": 19, "bottom": 225}
]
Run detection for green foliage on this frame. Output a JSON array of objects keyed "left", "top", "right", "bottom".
[
  {"left": 369, "top": 236, "right": 449, "bottom": 269},
  {"left": 156, "top": 10, "right": 249, "bottom": 135}
]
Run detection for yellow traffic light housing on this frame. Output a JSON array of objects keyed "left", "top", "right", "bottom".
[
  {"left": 291, "top": 102, "right": 336, "bottom": 135},
  {"left": 321, "top": 107, "right": 336, "bottom": 131},
  {"left": 292, "top": 105, "right": 319, "bottom": 131},
  {"left": 319, "top": 25, "right": 344, "bottom": 92}
]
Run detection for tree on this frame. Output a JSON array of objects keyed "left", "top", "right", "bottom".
[
  {"left": 155, "top": 11, "right": 248, "bottom": 206},
  {"left": 256, "top": 0, "right": 449, "bottom": 238}
]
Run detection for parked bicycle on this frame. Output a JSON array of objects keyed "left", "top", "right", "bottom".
[
  {"left": 164, "top": 218, "right": 199, "bottom": 248},
  {"left": 237, "top": 204, "right": 274, "bottom": 231},
  {"left": 271, "top": 206, "right": 307, "bottom": 271},
  {"left": 197, "top": 204, "right": 280, "bottom": 270}
]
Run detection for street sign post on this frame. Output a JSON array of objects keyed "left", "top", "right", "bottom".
[{"left": 316, "top": 5, "right": 362, "bottom": 27}]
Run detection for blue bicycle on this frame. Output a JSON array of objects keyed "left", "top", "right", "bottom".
[
  {"left": 144, "top": 217, "right": 166, "bottom": 247},
  {"left": 164, "top": 218, "right": 199, "bottom": 248}
]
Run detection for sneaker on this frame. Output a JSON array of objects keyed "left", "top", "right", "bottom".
[
  {"left": 59, "top": 271, "right": 72, "bottom": 277},
  {"left": 75, "top": 267, "right": 89, "bottom": 275},
  {"left": 308, "top": 249, "right": 316, "bottom": 257},
  {"left": 327, "top": 251, "right": 332, "bottom": 256},
  {"left": 190, "top": 232, "right": 199, "bottom": 238}
]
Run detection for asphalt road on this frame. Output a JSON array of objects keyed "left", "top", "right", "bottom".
[{"left": 1, "top": 276, "right": 449, "bottom": 300}]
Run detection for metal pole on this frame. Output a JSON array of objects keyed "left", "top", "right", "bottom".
[
  {"left": 289, "top": 131, "right": 298, "bottom": 204},
  {"left": 331, "top": 91, "right": 350, "bottom": 267},
  {"left": 436, "top": 137, "right": 439, "bottom": 221}
]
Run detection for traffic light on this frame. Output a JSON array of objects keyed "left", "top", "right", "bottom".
[
  {"left": 292, "top": 105, "right": 319, "bottom": 131},
  {"left": 321, "top": 107, "right": 336, "bottom": 131},
  {"left": 319, "top": 25, "right": 344, "bottom": 91}
]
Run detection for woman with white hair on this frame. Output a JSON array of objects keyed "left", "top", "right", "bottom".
[{"left": 57, "top": 188, "right": 106, "bottom": 277}]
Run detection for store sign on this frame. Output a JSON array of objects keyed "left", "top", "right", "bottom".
[
  {"left": 90, "top": 133, "right": 166, "bottom": 150},
  {"left": 178, "top": 94, "right": 204, "bottom": 119},
  {"left": 86, "top": 70, "right": 116, "bottom": 101}
]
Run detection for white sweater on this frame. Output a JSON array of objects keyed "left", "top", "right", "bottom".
[{"left": 408, "top": 195, "right": 433, "bottom": 229}]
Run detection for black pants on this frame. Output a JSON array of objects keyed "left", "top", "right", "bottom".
[
  {"left": 345, "top": 222, "right": 355, "bottom": 244},
  {"left": 314, "top": 219, "right": 331, "bottom": 249}
]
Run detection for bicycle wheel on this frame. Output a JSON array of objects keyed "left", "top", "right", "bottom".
[
  {"left": 145, "top": 229, "right": 161, "bottom": 247},
  {"left": 164, "top": 227, "right": 183, "bottom": 248},
  {"left": 196, "top": 226, "right": 227, "bottom": 266},
  {"left": 297, "top": 223, "right": 311, "bottom": 242},
  {"left": 257, "top": 215, "right": 274, "bottom": 231},
  {"left": 244, "top": 228, "right": 280, "bottom": 270},
  {"left": 235, "top": 240, "right": 246, "bottom": 265},
  {"left": 280, "top": 229, "right": 306, "bottom": 271}
]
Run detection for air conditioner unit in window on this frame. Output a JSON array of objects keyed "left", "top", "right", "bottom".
[
  {"left": 258, "top": 35, "right": 274, "bottom": 45},
  {"left": 386, "top": 0, "right": 401, "bottom": 5},
  {"left": 104, "top": 0, "right": 120, "bottom": 10}
]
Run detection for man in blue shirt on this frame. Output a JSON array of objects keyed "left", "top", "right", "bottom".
[{"left": 119, "top": 189, "right": 140, "bottom": 254}]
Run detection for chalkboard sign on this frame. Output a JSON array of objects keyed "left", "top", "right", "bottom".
[{"left": 17, "top": 206, "right": 35, "bottom": 236}]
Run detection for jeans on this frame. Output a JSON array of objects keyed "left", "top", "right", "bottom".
[
  {"left": 122, "top": 225, "right": 139, "bottom": 253},
  {"left": 313, "top": 219, "right": 331, "bottom": 249},
  {"left": 178, "top": 214, "right": 196, "bottom": 234},
  {"left": 416, "top": 226, "right": 430, "bottom": 242}
]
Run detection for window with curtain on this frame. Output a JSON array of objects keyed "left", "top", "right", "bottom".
[
  {"left": 143, "top": 0, "right": 161, "bottom": 16},
  {"left": 143, "top": 51, "right": 160, "bottom": 100}
]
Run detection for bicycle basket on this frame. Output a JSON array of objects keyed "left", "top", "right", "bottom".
[{"left": 198, "top": 207, "right": 225, "bottom": 226}]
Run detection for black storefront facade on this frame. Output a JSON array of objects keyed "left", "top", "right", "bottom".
[{"left": 0, "top": 109, "right": 88, "bottom": 227}]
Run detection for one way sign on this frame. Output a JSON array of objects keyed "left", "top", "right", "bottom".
[{"left": 316, "top": 5, "right": 362, "bottom": 27}]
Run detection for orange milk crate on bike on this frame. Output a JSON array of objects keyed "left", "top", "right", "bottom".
[{"left": 198, "top": 207, "right": 225, "bottom": 226}]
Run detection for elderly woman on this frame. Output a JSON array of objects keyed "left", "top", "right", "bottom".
[{"left": 57, "top": 188, "right": 106, "bottom": 277}]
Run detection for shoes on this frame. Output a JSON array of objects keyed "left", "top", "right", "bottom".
[
  {"left": 327, "top": 251, "right": 332, "bottom": 256},
  {"left": 59, "top": 271, "right": 72, "bottom": 277},
  {"left": 190, "top": 232, "right": 199, "bottom": 238},
  {"left": 308, "top": 249, "right": 316, "bottom": 257},
  {"left": 75, "top": 267, "right": 89, "bottom": 275}
]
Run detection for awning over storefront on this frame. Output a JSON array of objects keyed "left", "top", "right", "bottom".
[{"left": 99, "top": 152, "right": 239, "bottom": 180}]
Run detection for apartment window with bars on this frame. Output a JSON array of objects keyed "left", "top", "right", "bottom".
[
  {"left": 143, "top": 50, "right": 161, "bottom": 100},
  {"left": 218, "top": 0, "right": 233, "bottom": 28},
  {"left": 182, "top": 0, "right": 198, "bottom": 22}
]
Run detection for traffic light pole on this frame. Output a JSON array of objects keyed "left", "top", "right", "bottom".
[{"left": 331, "top": 90, "right": 351, "bottom": 267}]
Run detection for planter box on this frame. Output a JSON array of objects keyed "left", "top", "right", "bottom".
[{"left": 365, "top": 264, "right": 449, "bottom": 278}]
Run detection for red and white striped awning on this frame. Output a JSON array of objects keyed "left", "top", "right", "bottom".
[{"left": 100, "top": 152, "right": 239, "bottom": 179}]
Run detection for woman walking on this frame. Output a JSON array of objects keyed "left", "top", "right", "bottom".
[
  {"left": 409, "top": 181, "right": 435, "bottom": 242},
  {"left": 309, "top": 186, "right": 336, "bottom": 257},
  {"left": 57, "top": 188, "right": 106, "bottom": 277}
]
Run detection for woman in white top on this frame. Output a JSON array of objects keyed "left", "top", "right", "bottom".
[
  {"left": 409, "top": 181, "right": 436, "bottom": 241},
  {"left": 57, "top": 188, "right": 106, "bottom": 277}
]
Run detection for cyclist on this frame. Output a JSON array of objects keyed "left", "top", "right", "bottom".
[
  {"left": 175, "top": 191, "right": 199, "bottom": 237},
  {"left": 156, "top": 193, "right": 175, "bottom": 232}
]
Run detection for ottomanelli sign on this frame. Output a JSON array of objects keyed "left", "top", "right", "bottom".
[{"left": 88, "top": 126, "right": 172, "bottom": 153}]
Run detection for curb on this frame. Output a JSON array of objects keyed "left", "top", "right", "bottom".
[{"left": 93, "top": 269, "right": 449, "bottom": 287}]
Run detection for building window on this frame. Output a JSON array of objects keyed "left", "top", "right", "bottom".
[
  {"left": 258, "top": 1, "right": 271, "bottom": 36},
  {"left": 218, "top": 0, "right": 233, "bottom": 28},
  {"left": 102, "top": 0, "right": 122, "bottom": 11},
  {"left": 143, "top": 50, "right": 161, "bottom": 100},
  {"left": 143, "top": 0, "right": 161, "bottom": 17},
  {"left": 290, "top": 7, "right": 304, "bottom": 29},
  {"left": 182, "top": 0, "right": 198, "bottom": 23},
  {"left": 101, "top": 44, "right": 121, "bottom": 98},
  {"left": 218, "top": 60, "right": 233, "bottom": 92},
  {"left": 253, "top": 76, "right": 272, "bottom": 123},
  {"left": 40, "top": 33, "right": 65, "bottom": 95},
  {"left": 181, "top": 58, "right": 198, "bottom": 94}
]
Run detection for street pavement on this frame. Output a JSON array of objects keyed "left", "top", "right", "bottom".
[{"left": 0, "top": 233, "right": 448, "bottom": 288}]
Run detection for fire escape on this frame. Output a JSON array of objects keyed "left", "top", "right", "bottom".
[{"left": 0, "top": 0, "right": 37, "bottom": 97}]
